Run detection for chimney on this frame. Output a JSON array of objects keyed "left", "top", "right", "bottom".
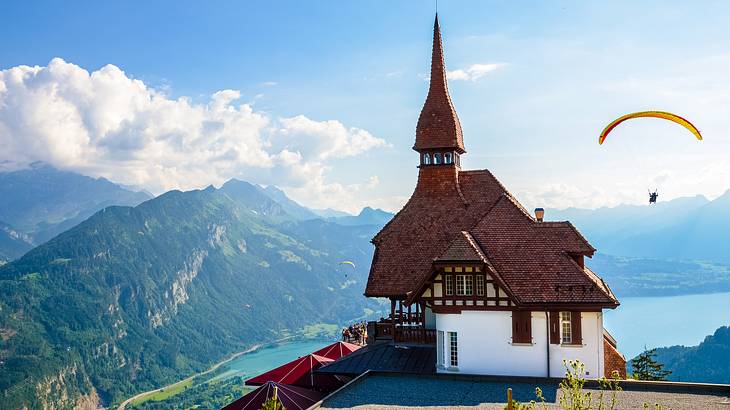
[{"left": 534, "top": 207, "right": 545, "bottom": 222}]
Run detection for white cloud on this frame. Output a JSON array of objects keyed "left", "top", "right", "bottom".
[
  {"left": 447, "top": 63, "right": 505, "bottom": 82},
  {"left": 0, "top": 58, "right": 388, "bottom": 213}
]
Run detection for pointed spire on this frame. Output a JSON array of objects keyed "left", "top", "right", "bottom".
[{"left": 414, "top": 14, "right": 465, "bottom": 154}]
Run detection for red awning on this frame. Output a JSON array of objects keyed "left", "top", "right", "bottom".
[
  {"left": 311, "top": 341, "right": 361, "bottom": 360},
  {"left": 222, "top": 381, "right": 322, "bottom": 410},
  {"left": 245, "top": 353, "right": 335, "bottom": 389}
]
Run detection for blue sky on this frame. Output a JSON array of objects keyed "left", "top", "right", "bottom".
[{"left": 2, "top": 1, "right": 730, "bottom": 212}]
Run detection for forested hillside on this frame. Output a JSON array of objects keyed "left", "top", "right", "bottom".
[
  {"left": 0, "top": 181, "right": 382, "bottom": 409},
  {"left": 647, "top": 326, "right": 730, "bottom": 384}
]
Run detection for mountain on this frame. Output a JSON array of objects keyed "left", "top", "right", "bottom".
[
  {"left": 311, "top": 208, "right": 352, "bottom": 219},
  {"left": 258, "top": 185, "right": 320, "bottom": 221},
  {"left": 548, "top": 192, "right": 730, "bottom": 262},
  {"left": 642, "top": 326, "right": 730, "bottom": 384},
  {"left": 586, "top": 254, "right": 730, "bottom": 297},
  {"left": 0, "top": 163, "right": 152, "bottom": 247},
  {"left": 328, "top": 207, "right": 394, "bottom": 226},
  {"left": 0, "top": 181, "right": 382, "bottom": 409},
  {"left": 0, "top": 221, "right": 34, "bottom": 261}
]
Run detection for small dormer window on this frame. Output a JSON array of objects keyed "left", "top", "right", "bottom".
[
  {"left": 434, "top": 153, "right": 442, "bottom": 164},
  {"left": 444, "top": 152, "right": 453, "bottom": 164},
  {"left": 423, "top": 153, "right": 431, "bottom": 165}
]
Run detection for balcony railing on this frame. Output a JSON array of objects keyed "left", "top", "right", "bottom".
[{"left": 368, "top": 320, "right": 435, "bottom": 345}]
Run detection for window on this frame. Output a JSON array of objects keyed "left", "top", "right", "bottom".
[
  {"left": 444, "top": 152, "right": 453, "bottom": 164},
  {"left": 448, "top": 332, "right": 458, "bottom": 367},
  {"left": 476, "top": 275, "right": 484, "bottom": 296},
  {"left": 512, "top": 311, "right": 532, "bottom": 344},
  {"left": 434, "top": 153, "right": 442, "bottom": 164},
  {"left": 423, "top": 153, "right": 431, "bottom": 165},
  {"left": 560, "top": 311, "right": 572, "bottom": 344},
  {"left": 445, "top": 275, "right": 453, "bottom": 295},
  {"left": 436, "top": 330, "right": 445, "bottom": 367},
  {"left": 455, "top": 274, "right": 473, "bottom": 296}
]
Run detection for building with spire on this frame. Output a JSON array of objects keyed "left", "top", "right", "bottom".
[{"left": 363, "top": 15, "right": 625, "bottom": 379}]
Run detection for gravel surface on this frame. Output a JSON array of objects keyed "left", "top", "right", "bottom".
[{"left": 318, "top": 373, "right": 730, "bottom": 410}]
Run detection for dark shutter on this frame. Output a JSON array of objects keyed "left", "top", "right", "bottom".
[
  {"left": 549, "top": 311, "right": 560, "bottom": 344},
  {"left": 571, "top": 311, "right": 583, "bottom": 345},
  {"left": 512, "top": 311, "right": 532, "bottom": 343}
]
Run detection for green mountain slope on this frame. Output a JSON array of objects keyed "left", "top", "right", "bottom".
[
  {"left": 641, "top": 326, "right": 730, "bottom": 384},
  {"left": 0, "top": 182, "right": 380, "bottom": 409}
]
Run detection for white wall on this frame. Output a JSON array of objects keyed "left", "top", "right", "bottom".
[{"left": 435, "top": 311, "right": 604, "bottom": 378}]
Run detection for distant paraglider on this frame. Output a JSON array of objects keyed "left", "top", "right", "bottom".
[
  {"left": 598, "top": 111, "right": 703, "bottom": 145},
  {"left": 339, "top": 261, "right": 356, "bottom": 278}
]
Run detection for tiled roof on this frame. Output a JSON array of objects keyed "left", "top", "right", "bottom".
[
  {"left": 470, "top": 196, "right": 617, "bottom": 305},
  {"left": 414, "top": 15, "right": 464, "bottom": 153},
  {"left": 435, "top": 231, "right": 487, "bottom": 262},
  {"left": 366, "top": 169, "right": 506, "bottom": 297},
  {"left": 365, "top": 168, "right": 617, "bottom": 306}
]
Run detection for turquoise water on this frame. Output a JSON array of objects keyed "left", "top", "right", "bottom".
[
  {"left": 208, "top": 340, "right": 331, "bottom": 382},
  {"left": 604, "top": 292, "right": 730, "bottom": 359}
]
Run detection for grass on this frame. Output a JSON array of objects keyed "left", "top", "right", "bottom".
[
  {"left": 129, "top": 378, "right": 193, "bottom": 405},
  {"left": 302, "top": 323, "right": 338, "bottom": 338}
]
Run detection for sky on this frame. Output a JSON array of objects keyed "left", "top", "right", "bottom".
[{"left": 2, "top": 0, "right": 730, "bottom": 213}]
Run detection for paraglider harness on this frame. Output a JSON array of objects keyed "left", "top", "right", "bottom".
[{"left": 648, "top": 189, "right": 659, "bottom": 204}]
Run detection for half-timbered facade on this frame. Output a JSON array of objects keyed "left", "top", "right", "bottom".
[{"left": 364, "top": 15, "right": 625, "bottom": 379}]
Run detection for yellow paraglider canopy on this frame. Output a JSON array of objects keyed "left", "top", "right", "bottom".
[
  {"left": 339, "top": 261, "right": 356, "bottom": 268},
  {"left": 598, "top": 111, "right": 703, "bottom": 145}
]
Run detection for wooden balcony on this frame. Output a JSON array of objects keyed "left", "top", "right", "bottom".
[{"left": 369, "top": 320, "right": 436, "bottom": 345}]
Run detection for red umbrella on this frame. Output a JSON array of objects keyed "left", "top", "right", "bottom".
[
  {"left": 311, "top": 341, "right": 361, "bottom": 360},
  {"left": 245, "top": 354, "right": 334, "bottom": 389},
  {"left": 222, "top": 381, "right": 322, "bottom": 410}
]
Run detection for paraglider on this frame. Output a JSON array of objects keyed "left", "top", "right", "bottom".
[
  {"left": 338, "top": 261, "right": 355, "bottom": 278},
  {"left": 648, "top": 189, "right": 659, "bottom": 205},
  {"left": 598, "top": 111, "right": 703, "bottom": 145}
]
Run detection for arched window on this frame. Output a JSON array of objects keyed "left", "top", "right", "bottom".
[
  {"left": 434, "top": 153, "right": 442, "bottom": 164},
  {"left": 423, "top": 153, "right": 431, "bottom": 165},
  {"left": 444, "top": 152, "right": 453, "bottom": 164}
]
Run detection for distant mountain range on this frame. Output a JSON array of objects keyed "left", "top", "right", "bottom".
[
  {"left": 0, "top": 177, "right": 386, "bottom": 409},
  {"left": 549, "top": 191, "right": 730, "bottom": 263},
  {"left": 0, "top": 163, "right": 152, "bottom": 259},
  {"left": 0, "top": 165, "right": 393, "bottom": 263}
]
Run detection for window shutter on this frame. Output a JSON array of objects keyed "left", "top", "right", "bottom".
[
  {"left": 512, "top": 311, "right": 532, "bottom": 343},
  {"left": 549, "top": 311, "right": 560, "bottom": 344},
  {"left": 571, "top": 311, "right": 583, "bottom": 345}
]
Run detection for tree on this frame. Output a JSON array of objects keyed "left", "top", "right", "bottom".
[
  {"left": 631, "top": 347, "right": 672, "bottom": 381},
  {"left": 261, "top": 396, "right": 285, "bottom": 410}
]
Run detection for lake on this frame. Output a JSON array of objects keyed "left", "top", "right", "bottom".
[
  {"left": 604, "top": 291, "right": 730, "bottom": 359},
  {"left": 207, "top": 339, "right": 331, "bottom": 382}
]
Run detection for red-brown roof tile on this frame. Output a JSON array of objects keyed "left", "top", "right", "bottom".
[
  {"left": 414, "top": 14, "right": 464, "bottom": 154},
  {"left": 435, "top": 231, "right": 488, "bottom": 262}
]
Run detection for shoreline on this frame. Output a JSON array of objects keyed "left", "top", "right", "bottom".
[{"left": 116, "top": 335, "right": 308, "bottom": 409}]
